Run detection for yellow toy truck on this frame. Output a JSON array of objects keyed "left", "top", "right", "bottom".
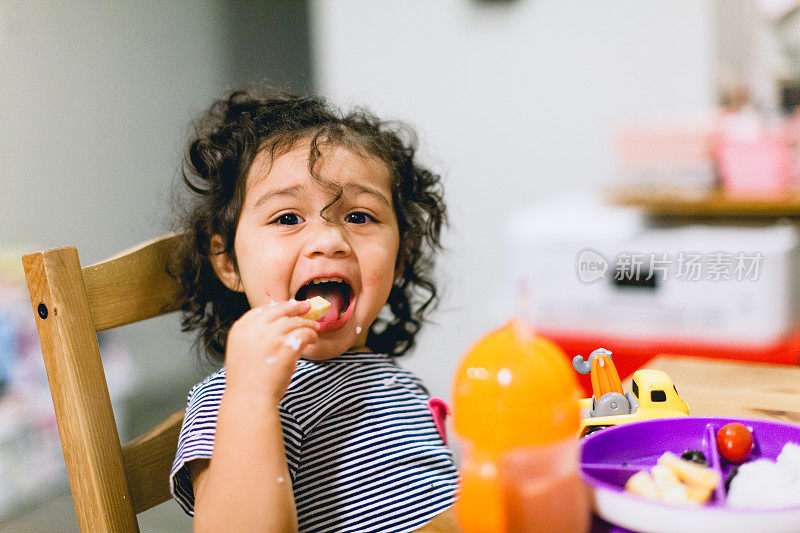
[{"left": 573, "top": 349, "right": 690, "bottom": 437}]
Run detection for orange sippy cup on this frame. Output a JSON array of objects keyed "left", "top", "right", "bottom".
[{"left": 452, "top": 321, "right": 590, "bottom": 533}]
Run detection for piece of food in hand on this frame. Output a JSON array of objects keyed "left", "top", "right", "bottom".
[
  {"left": 658, "top": 451, "right": 721, "bottom": 491},
  {"left": 716, "top": 423, "right": 753, "bottom": 463},
  {"left": 301, "top": 296, "right": 331, "bottom": 320},
  {"left": 624, "top": 470, "right": 660, "bottom": 500}
]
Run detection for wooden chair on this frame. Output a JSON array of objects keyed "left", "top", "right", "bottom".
[{"left": 22, "top": 233, "right": 187, "bottom": 532}]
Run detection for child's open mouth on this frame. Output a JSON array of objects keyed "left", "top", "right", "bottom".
[{"left": 295, "top": 278, "right": 354, "bottom": 332}]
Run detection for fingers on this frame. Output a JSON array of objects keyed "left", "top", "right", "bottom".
[
  {"left": 240, "top": 298, "right": 320, "bottom": 366},
  {"left": 284, "top": 299, "right": 313, "bottom": 317},
  {"left": 281, "top": 326, "right": 318, "bottom": 353},
  {"left": 265, "top": 326, "right": 319, "bottom": 367},
  {"left": 250, "top": 299, "right": 312, "bottom": 321},
  {"left": 272, "top": 316, "right": 320, "bottom": 333}
]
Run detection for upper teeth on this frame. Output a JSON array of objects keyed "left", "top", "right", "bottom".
[{"left": 312, "top": 277, "right": 343, "bottom": 284}]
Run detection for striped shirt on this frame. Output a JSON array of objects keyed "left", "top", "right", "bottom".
[{"left": 170, "top": 352, "right": 459, "bottom": 532}]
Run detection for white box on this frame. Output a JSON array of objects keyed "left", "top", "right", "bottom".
[{"left": 507, "top": 197, "right": 800, "bottom": 345}]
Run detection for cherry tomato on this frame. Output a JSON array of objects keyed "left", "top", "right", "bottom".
[{"left": 716, "top": 423, "right": 753, "bottom": 463}]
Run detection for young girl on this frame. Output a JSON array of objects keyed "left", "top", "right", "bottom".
[{"left": 169, "top": 87, "right": 459, "bottom": 532}]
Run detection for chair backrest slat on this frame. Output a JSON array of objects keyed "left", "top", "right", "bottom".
[
  {"left": 22, "top": 233, "right": 190, "bottom": 532},
  {"left": 83, "top": 233, "right": 184, "bottom": 331},
  {"left": 122, "top": 410, "right": 185, "bottom": 514},
  {"left": 23, "top": 247, "right": 139, "bottom": 532}
]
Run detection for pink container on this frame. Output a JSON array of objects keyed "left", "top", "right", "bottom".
[{"left": 717, "top": 135, "right": 792, "bottom": 196}]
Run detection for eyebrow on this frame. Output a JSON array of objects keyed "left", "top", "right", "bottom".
[
  {"left": 343, "top": 183, "right": 392, "bottom": 208},
  {"left": 252, "top": 182, "right": 392, "bottom": 211},
  {"left": 253, "top": 185, "right": 304, "bottom": 210}
]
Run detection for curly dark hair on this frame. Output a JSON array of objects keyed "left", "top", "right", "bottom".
[{"left": 171, "top": 86, "right": 447, "bottom": 363}]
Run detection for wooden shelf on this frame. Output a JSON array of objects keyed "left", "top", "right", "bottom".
[{"left": 608, "top": 186, "right": 800, "bottom": 217}]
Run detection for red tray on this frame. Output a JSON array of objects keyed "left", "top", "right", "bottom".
[{"left": 538, "top": 328, "right": 800, "bottom": 396}]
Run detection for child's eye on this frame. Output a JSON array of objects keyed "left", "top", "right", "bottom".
[
  {"left": 274, "top": 213, "right": 304, "bottom": 225},
  {"left": 346, "top": 212, "right": 376, "bottom": 224}
]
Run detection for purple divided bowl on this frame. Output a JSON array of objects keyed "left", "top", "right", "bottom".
[{"left": 580, "top": 417, "right": 800, "bottom": 532}]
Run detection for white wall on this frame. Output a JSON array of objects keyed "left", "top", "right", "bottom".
[
  {"left": 0, "top": 2, "right": 232, "bottom": 408},
  {"left": 311, "top": 0, "right": 717, "bottom": 399},
  {"left": 0, "top": 3, "right": 314, "bottom": 526},
  {"left": 0, "top": 2, "right": 230, "bottom": 254},
  {"left": 0, "top": 3, "right": 314, "bottom": 421},
  {"left": 0, "top": 0, "right": 719, "bottom": 426}
]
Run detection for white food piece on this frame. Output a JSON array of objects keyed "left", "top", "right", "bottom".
[
  {"left": 301, "top": 296, "right": 331, "bottom": 320},
  {"left": 284, "top": 334, "right": 302, "bottom": 351},
  {"left": 625, "top": 471, "right": 659, "bottom": 500},
  {"left": 624, "top": 451, "right": 719, "bottom": 506},
  {"left": 777, "top": 442, "right": 800, "bottom": 471},
  {"left": 658, "top": 451, "right": 720, "bottom": 491},
  {"left": 728, "top": 442, "right": 800, "bottom": 509},
  {"left": 685, "top": 483, "right": 713, "bottom": 505},
  {"left": 651, "top": 464, "right": 691, "bottom": 504}
]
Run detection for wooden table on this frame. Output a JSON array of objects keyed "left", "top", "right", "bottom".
[
  {"left": 607, "top": 186, "right": 800, "bottom": 218},
  {"left": 417, "top": 355, "right": 800, "bottom": 532},
  {"left": 626, "top": 355, "right": 800, "bottom": 424}
]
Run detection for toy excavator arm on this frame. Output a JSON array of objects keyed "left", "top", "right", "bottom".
[{"left": 590, "top": 351, "right": 623, "bottom": 398}]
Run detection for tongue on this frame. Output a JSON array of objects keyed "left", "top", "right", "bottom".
[{"left": 304, "top": 285, "right": 345, "bottom": 322}]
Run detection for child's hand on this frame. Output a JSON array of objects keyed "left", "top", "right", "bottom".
[{"left": 224, "top": 299, "right": 320, "bottom": 404}]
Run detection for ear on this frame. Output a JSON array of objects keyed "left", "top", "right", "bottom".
[{"left": 209, "top": 235, "right": 244, "bottom": 292}]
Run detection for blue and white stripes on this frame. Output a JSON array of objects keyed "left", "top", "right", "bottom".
[{"left": 170, "top": 352, "right": 458, "bottom": 532}]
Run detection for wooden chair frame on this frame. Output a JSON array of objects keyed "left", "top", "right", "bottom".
[{"left": 22, "top": 233, "right": 187, "bottom": 532}]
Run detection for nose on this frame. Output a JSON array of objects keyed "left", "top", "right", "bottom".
[{"left": 303, "top": 220, "right": 352, "bottom": 258}]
